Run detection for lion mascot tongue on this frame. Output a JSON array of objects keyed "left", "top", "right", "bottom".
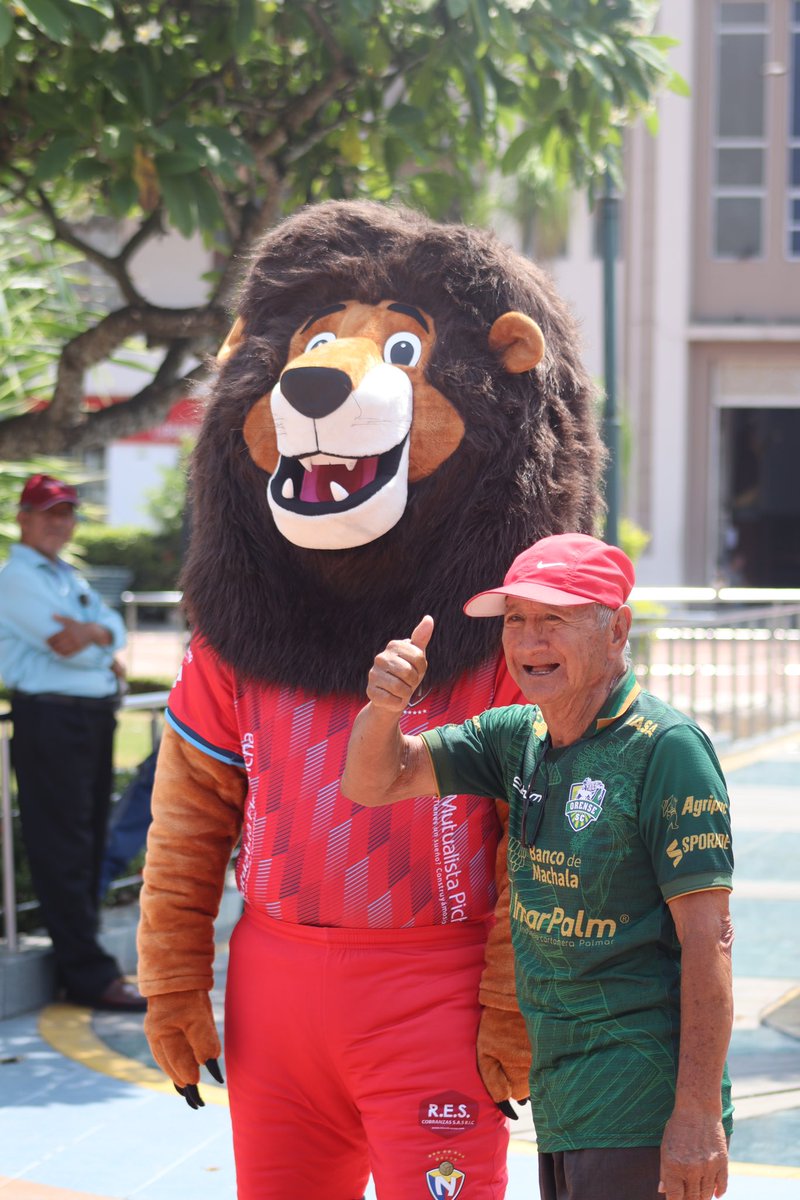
[{"left": 137, "top": 199, "right": 602, "bottom": 1198}]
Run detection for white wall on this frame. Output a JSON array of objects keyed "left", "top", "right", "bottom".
[
  {"left": 631, "top": 0, "right": 694, "bottom": 585},
  {"left": 548, "top": 198, "right": 609, "bottom": 385},
  {"left": 106, "top": 442, "right": 180, "bottom": 529},
  {"left": 82, "top": 227, "right": 210, "bottom": 525},
  {"left": 86, "top": 228, "right": 212, "bottom": 397}
]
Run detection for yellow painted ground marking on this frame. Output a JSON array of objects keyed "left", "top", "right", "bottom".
[
  {"left": 38, "top": 1005, "right": 800, "bottom": 1178},
  {"left": 761, "top": 983, "right": 800, "bottom": 1021},
  {"left": 37, "top": 1004, "right": 229, "bottom": 1107},
  {"left": 719, "top": 728, "right": 800, "bottom": 774},
  {"left": 0, "top": 1179, "right": 118, "bottom": 1198},
  {"left": 728, "top": 1161, "right": 800, "bottom": 1178}
]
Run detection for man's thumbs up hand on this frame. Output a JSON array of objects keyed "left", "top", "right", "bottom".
[
  {"left": 367, "top": 616, "right": 434, "bottom": 713},
  {"left": 408, "top": 614, "right": 434, "bottom": 652}
]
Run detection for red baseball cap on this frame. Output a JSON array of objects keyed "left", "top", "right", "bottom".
[
  {"left": 19, "top": 474, "right": 79, "bottom": 511},
  {"left": 464, "top": 533, "right": 635, "bottom": 616}
]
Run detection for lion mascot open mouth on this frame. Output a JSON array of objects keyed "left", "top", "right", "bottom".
[
  {"left": 234, "top": 297, "right": 542, "bottom": 552},
  {"left": 138, "top": 199, "right": 604, "bottom": 1198}
]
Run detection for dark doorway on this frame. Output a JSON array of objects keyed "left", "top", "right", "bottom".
[{"left": 719, "top": 408, "right": 800, "bottom": 586}]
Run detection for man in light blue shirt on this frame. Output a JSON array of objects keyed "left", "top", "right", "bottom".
[{"left": 0, "top": 474, "right": 146, "bottom": 1011}]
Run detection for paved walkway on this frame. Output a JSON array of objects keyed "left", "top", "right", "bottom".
[{"left": 1, "top": 734, "right": 799, "bottom": 1198}]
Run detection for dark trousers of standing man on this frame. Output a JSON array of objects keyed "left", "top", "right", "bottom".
[{"left": 11, "top": 693, "right": 123, "bottom": 1003}]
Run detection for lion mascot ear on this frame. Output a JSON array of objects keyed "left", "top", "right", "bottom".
[
  {"left": 489, "top": 312, "right": 545, "bottom": 374},
  {"left": 216, "top": 316, "right": 245, "bottom": 363}
]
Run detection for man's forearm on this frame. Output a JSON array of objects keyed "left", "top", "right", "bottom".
[
  {"left": 341, "top": 703, "right": 410, "bottom": 807},
  {"left": 673, "top": 920, "right": 733, "bottom": 1116},
  {"left": 659, "top": 890, "right": 733, "bottom": 1198}
]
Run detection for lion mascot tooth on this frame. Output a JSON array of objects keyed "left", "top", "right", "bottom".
[{"left": 138, "top": 199, "right": 604, "bottom": 1196}]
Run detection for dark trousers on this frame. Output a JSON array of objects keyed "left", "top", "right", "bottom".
[
  {"left": 538, "top": 1146, "right": 661, "bottom": 1200},
  {"left": 11, "top": 694, "right": 122, "bottom": 1003}
]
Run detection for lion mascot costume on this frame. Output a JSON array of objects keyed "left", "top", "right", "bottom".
[{"left": 137, "top": 200, "right": 602, "bottom": 1199}]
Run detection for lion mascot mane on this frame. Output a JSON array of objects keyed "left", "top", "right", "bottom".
[{"left": 138, "top": 199, "right": 603, "bottom": 1199}]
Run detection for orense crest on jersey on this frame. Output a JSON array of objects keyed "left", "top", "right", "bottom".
[{"left": 565, "top": 777, "right": 607, "bottom": 832}]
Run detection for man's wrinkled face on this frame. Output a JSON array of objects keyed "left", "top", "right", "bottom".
[
  {"left": 18, "top": 502, "right": 77, "bottom": 561},
  {"left": 501, "top": 597, "right": 619, "bottom": 708}
]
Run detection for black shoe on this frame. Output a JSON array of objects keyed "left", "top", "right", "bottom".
[{"left": 91, "top": 977, "right": 148, "bottom": 1012}]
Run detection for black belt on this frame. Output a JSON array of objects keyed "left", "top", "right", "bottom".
[{"left": 12, "top": 690, "right": 119, "bottom": 711}]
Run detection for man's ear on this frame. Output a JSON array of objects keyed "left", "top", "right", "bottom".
[
  {"left": 488, "top": 312, "right": 545, "bottom": 374},
  {"left": 611, "top": 605, "right": 633, "bottom": 651}
]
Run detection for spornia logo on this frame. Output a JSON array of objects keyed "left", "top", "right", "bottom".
[
  {"left": 667, "top": 839, "right": 683, "bottom": 867},
  {"left": 668, "top": 833, "right": 730, "bottom": 867}
]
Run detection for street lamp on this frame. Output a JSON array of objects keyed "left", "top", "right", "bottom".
[{"left": 600, "top": 168, "right": 621, "bottom": 547}]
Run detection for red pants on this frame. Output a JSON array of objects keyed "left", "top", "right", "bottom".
[{"left": 225, "top": 908, "right": 509, "bottom": 1199}]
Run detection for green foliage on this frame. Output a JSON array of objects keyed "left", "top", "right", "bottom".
[
  {"left": 0, "top": 0, "right": 674, "bottom": 456},
  {"left": 71, "top": 450, "right": 190, "bottom": 589},
  {"left": 142, "top": 443, "right": 190, "bottom": 536},
  {"left": 1, "top": 0, "right": 670, "bottom": 231},
  {"left": 619, "top": 515, "right": 650, "bottom": 564},
  {"left": 0, "top": 210, "right": 102, "bottom": 414},
  {"left": 73, "top": 522, "right": 184, "bottom": 590}
]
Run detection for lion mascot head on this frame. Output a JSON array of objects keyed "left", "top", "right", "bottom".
[{"left": 182, "top": 199, "right": 604, "bottom": 694}]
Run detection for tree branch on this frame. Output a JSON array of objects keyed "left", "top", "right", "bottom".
[{"left": 37, "top": 190, "right": 151, "bottom": 306}]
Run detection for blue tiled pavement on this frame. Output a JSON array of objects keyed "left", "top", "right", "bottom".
[{"left": 1, "top": 734, "right": 799, "bottom": 1199}]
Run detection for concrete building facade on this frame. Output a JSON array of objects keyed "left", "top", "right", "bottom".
[{"left": 546, "top": 0, "right": 800, "bottom": 587}]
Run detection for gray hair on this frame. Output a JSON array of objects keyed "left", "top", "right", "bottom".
[{"left": 594, "top": 603, "right": 632, "bottom": 666}]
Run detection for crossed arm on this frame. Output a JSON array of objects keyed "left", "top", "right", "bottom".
[{"left": 48, "top": 615, "right": 114, "bottom": 656}]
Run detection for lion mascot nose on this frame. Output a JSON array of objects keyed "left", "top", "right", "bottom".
[{"left": 280, "top": 365, "right": 353, "bottom": 419}]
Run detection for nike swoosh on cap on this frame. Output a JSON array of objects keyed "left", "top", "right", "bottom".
[{"left": 536, "top": 561, "right": 568, "bottom": 568}]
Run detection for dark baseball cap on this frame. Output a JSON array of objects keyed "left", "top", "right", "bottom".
[
  {"left": 464, "top": 533, "right": 635, "bottom": 616},
  {"left": 19, "top": 474, "right": 80, "bottom": 511}
]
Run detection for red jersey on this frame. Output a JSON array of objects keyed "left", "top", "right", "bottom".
[{"left": 166, "top": 638, "right": 522, "bottom": 930}]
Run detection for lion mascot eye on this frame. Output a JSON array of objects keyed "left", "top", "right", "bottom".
[
  {"left": 383, "top": 331, "right": 421, "bottom": 366},
  {"left": 307, "top": 330, "right": 337, "bottom": 351}
]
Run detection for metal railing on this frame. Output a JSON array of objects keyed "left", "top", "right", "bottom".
[
  {"left": 3, "top": 591, "right": 800, "bottom": 952},
  {"left": 629, "top": 603, "right": 800, "bottom": 743},
  {"left": 0, "top": 690, "right": 168, "bottom": 954},
  {"left": 120, "top": 589, "right": 184, "bottom": 631}
]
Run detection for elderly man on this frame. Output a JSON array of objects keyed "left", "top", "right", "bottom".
[
  {"left": 0, "top": 474, "right": 146, "bottom": 1011},
  {"left": 343, "top": 532, "right": 733, "bottom": 1200}
]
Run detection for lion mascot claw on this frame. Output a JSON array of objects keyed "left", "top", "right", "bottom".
[{"left": 138, "top": 199, "right": 603, "bottom": 1197}]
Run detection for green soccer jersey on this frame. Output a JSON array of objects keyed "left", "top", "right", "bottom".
[{"left": 421, "top": 671, "right": 734, "bottom": 1151}]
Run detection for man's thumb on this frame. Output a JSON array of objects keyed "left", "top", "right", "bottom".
[{"left": 409, "top": 615, "right": 434, "bottom": 650}]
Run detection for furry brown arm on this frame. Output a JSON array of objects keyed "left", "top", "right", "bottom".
[
  {"left": 137, "top": 725, "right": 247, "bottom": 995},
  {"left": 477, "top": 802, "right": 532, "bottom": 1105}
]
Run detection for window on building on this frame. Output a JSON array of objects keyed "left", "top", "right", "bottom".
[
  {"left": 712, "top": 1, "right": 768, "bottom": 259},
  {"left": 718, "top": 406, "right": 800, "bottom": 585},
  {"left": 789, "top": 1, "right": 800, "bottom": 255}
]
